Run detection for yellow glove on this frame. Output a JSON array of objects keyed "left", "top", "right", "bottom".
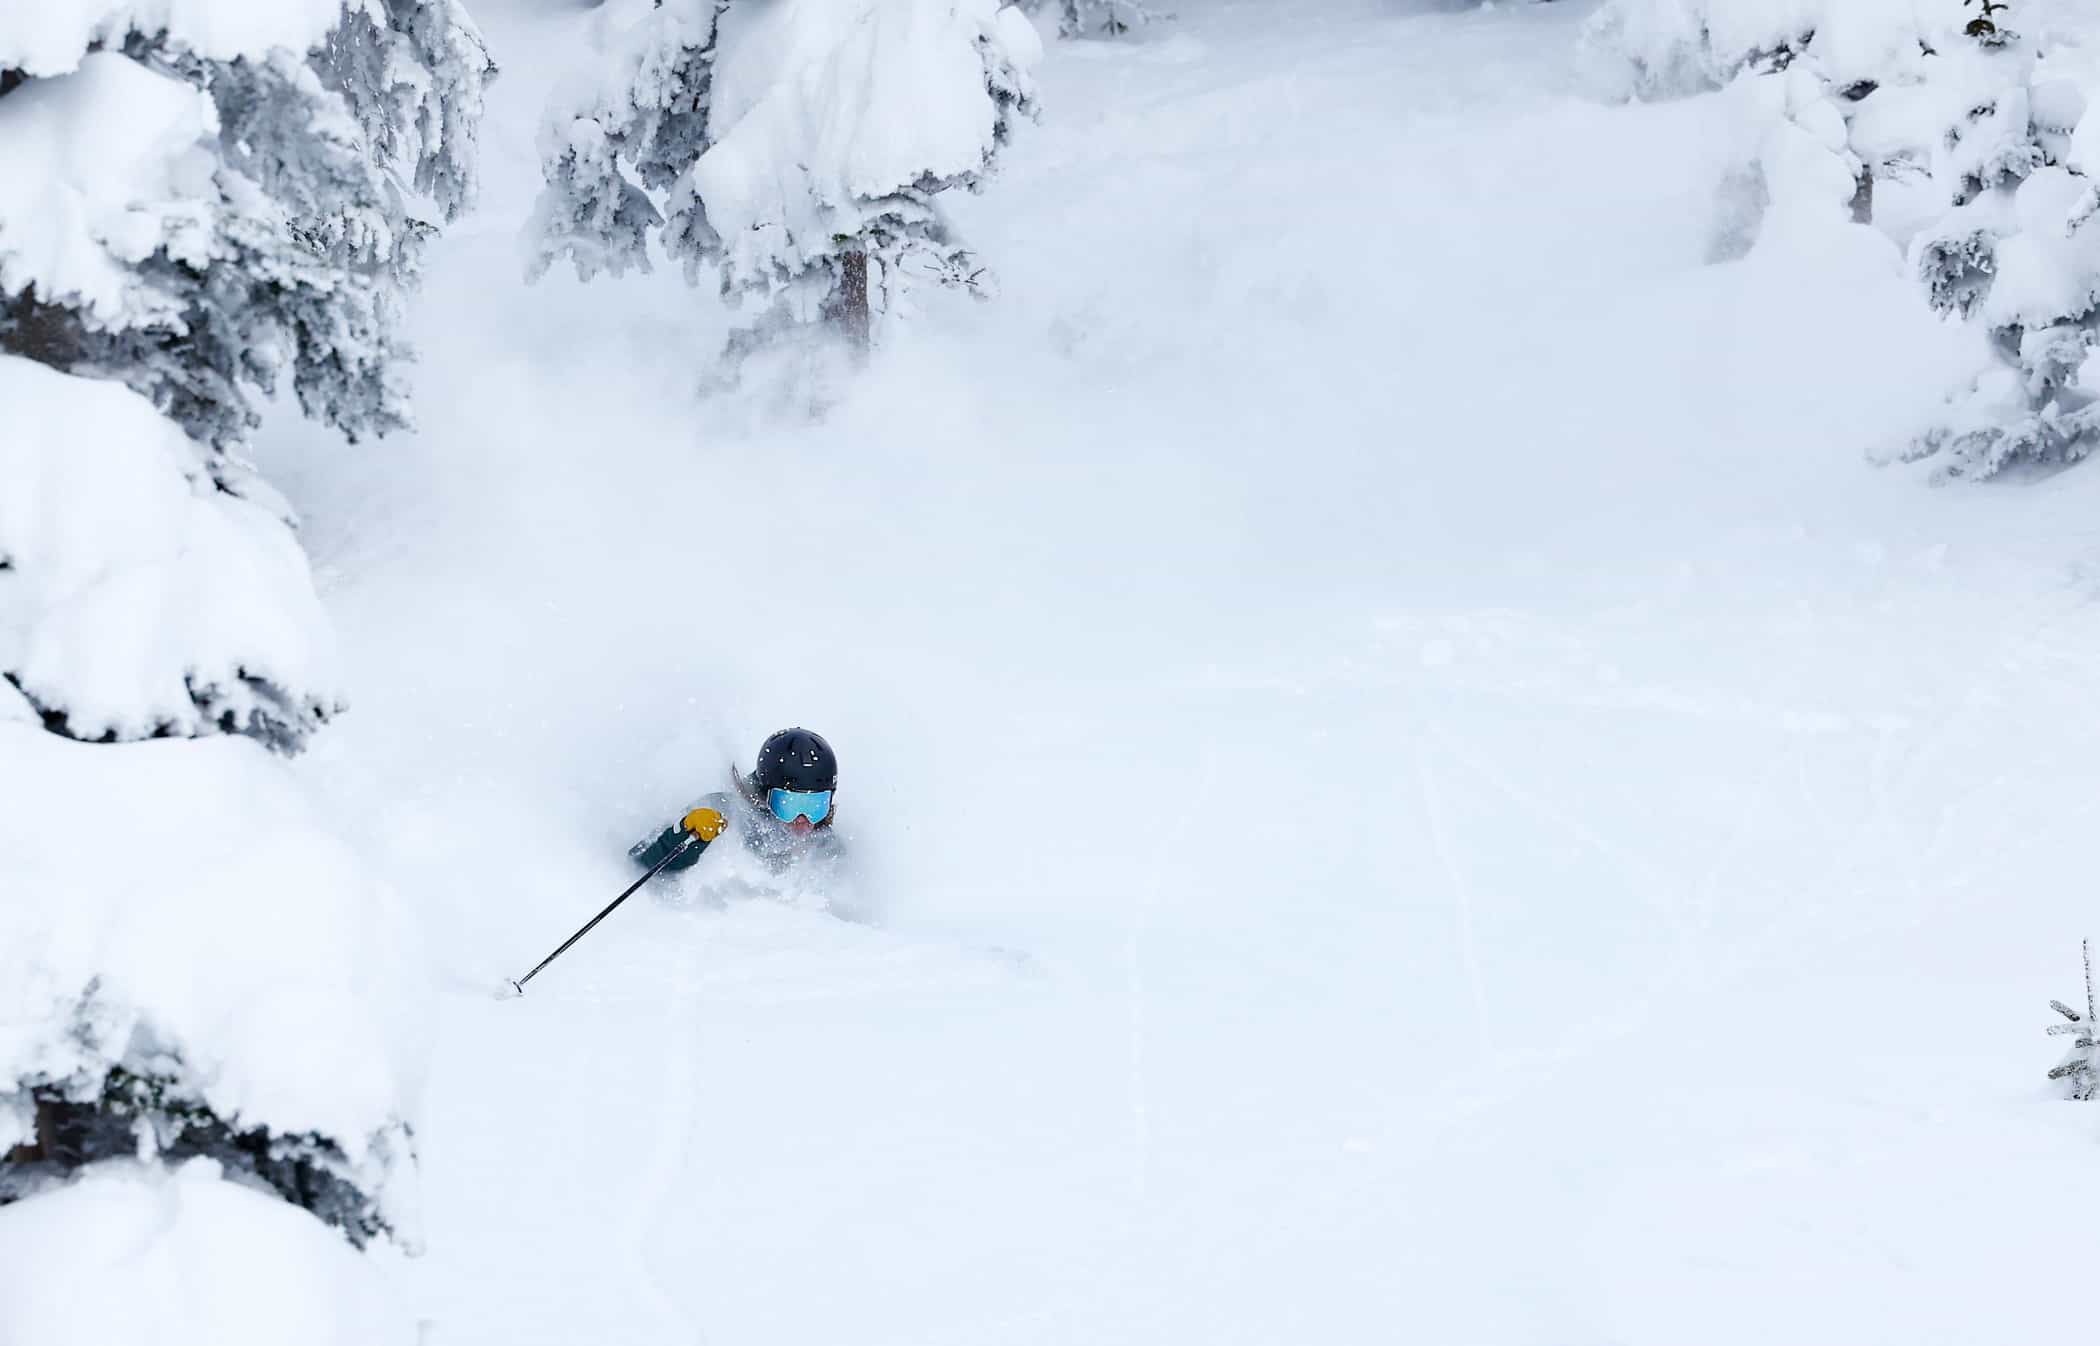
[{"left": 681, "top": 807, "right": 727, "bottom": 843}]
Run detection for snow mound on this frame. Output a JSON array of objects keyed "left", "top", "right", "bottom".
[
  {"left": 0, "top": 355, "right": 342, "bottom": 747},
  {"left": 0, "top": 1158, "right": 411, "bottom": 1346}
]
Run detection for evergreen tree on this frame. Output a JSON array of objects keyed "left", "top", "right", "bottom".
[
  {"left": 0, "top": 1, "right": 492, "bottom": 744},
  {"left": 531, "top": 0, "right": 1040, "bottom": 369},
  {"left": 3, "top": 978, "right": 413, "bottom": 1249},
  {"left": 0, "top": 0, "right": 488, "bottom": 1301},
  {"left": 0, "top": 0, "right": 491, "bottom": 458},
  {"left": 1023, "top": 0, "right": 1161, "bottom": 39},
  {"left": 2046, "top": 940, "right": 2100, "bottom": 1101},
  {"left": 1580, "top": 0, "right": 2100, "bottom": 481},
  {"left": 1902, "top": 29, "right": 2100, "bottom": 479},
  {"left": 531, "top": 0, "right": 725, "bottom": 287},
  {"left": 321, "top": 0, "right": 496, "bottom": 234}
]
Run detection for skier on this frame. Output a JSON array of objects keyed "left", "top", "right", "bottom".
[
  {"left": 505, "top": 729, "right": 845, "bottom": 994},
  {"left": 630, "top": 727, "right": 842, "bottom": 876}
]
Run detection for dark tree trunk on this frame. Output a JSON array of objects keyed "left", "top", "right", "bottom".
[
  {"left": 1, "top": 287, "right": 89, "bottom": 369},
  {"left": 1849, "top": 164, "right": 1875, "bottom": 226},
  {"left": 823, "top": 250, "right": 871, "bottom": 353},
  {"left": 3, "top": 1096, "right": 62, "bottom": 1167}
]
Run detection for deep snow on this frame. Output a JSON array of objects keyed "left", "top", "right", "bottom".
[
  {"left": 0, "top": 1159, "right": 409, "bottom": 1344},
  {"left": 251, "top": 0, "right": 2100, "bottom": 1341}
]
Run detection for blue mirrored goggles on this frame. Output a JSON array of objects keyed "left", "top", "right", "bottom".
[{"left": 768, "top": 788, "right": 833, "bottom": 825}]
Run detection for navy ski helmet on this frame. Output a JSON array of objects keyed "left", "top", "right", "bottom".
[{"left": 753, "top": 728, "right": 838, "bottom": 794}]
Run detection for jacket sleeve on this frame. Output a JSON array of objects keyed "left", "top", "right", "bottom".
[{"left": 628, "top": 791, "right": 737, "bottom": 871}]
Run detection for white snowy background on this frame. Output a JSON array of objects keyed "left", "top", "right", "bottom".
[{"left": 11, "top": 0, "right": 2100, "bottom": 1341}]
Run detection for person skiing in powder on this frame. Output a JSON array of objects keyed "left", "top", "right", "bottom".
[
  {"left": 507, "top": 729, "right": 846, "bottom": 994},
  {"left": 630, "top": 727, "right": 843, "bottom": 876}
]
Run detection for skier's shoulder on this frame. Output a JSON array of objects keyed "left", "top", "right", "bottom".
[{"left": 687, "top": 788, "right": 738, "bottom": 815}]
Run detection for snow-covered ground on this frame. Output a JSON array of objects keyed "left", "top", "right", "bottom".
[{"left": 255, "top": 0, "right": 2100, "bottom": 1340}]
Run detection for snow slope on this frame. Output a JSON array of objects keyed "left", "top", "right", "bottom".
[{"left": 255, "top": 0, "right": 2100, "bottom": 1341}]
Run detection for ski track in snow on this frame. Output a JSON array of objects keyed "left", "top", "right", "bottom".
[{"left": 259, "top": 0, "right": 2100, "bottom": 1341}]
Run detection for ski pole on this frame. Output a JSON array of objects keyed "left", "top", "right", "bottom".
[{"left": 507, "top": 834, "right": 699, "bottom": 995}]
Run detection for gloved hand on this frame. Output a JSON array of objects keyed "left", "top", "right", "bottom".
[{"left": 681, "top": 807, "right": 727, "bottom": 843}]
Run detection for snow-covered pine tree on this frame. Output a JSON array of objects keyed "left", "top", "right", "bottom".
[
  {"left": 0, "top": 0, "right": 492, "bottom": 744},
  {"left": 529, "top": 0, "right": 724, "bottom": 288},
  {"left": 1024, "top": 0, "right": 1161, "bottom": 39},
  {"left": 1580, "top": 0, "right": 2100, "bottom": 480},
  {"left": 1, "top": 1, "right": 493, "bottom": 459},
  {"left": 531, "top": 0, "right": 1040, "bottom": 372},
  {"left": 2047, "top": 939, "right": 2099, "bottom": 1100},
  {"left": 2, "top": 3, "right": 484, "bottom": 1334},
  {"left": 1901, "top": 21, "right": 2100, "bottom": 479},
  {"left": 321, "top": 0, "right": 497, "bottom": 236},
  {"left": 0, "top": 686, "right": 431, "bottom": 1337},
  {"left": 1577, "top": 0, "right": 1947, "bottom": 201}
]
